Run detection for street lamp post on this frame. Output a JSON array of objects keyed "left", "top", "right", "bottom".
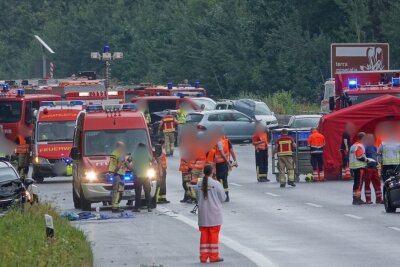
[{"left": 90, "top": 45, "right": 123, "bottom": 99}]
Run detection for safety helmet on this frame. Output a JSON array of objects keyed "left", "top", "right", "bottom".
[{"left": 305, "top": 173, "right": 314, "bottom": 182}]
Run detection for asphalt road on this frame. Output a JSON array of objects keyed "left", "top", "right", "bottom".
[{"left": 38, "top": 144, "right": 400, "bottom": 267}]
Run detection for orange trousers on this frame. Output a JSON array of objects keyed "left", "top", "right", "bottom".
[{"left": 199, "top": 225, "right": 221, "bottom": 263}]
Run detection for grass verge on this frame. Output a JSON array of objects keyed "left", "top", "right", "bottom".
[{"left": 0, "top": 203, "right": 93, "bottom": 267}]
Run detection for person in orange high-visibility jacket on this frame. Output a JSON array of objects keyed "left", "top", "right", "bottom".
[
  {"left": 15, "top": 135, "right": 30, "bottom": 179},
  {"left": 207, "top": 133, "right": 237, "bottom": 202},
  {"left": 307, "top": 128, "right": 326, "bottom": 182},
  {"left": 158, "top": 110, "right": 177, "bottom": 156},
  {"left": 349, "top": 132, "right": 368, "bottom": 205},
  {"left": 156, "top": 139, "right": 170, "bottom": 204},
  {"left": 275, "top": 129, "right": 296, "bottom": 188},
  {"left": 188, "top": 151, "right": 207, "bottom": 203},
  {"left": 252, "top": 123, "right": 269, "bottom": 182}
]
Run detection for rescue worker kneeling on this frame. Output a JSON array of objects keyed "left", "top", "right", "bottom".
[
  {"left": 108, "top": 141, "right": 128, "bottom": 213},
  {"left": 275, "top": 129, "right": 296, "bottom": 188},
  {"left": 307, "top": 127, "right": 325, "bottom": 182}
]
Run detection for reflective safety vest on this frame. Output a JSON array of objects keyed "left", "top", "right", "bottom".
[
  {"left": 380, "top": 142, "right": 400, "bottom": 165},
  {"left": 145, "top": 112, "right": 151, "bottom": 124},
  {"left": 179, "top": 159, "right": 189, "bottom": 173},
  {"left": 108, "top": 149, "right": 126, "bottom": 175},
  {"left": 15, "top": 135, "right": 29, "bottom": 154},
  {"left": 161, "top": 153, "right": 167, "bottom": 169},
  {"left": 308, "top": 131, "right": 325, "bottom": 154},
  {"left": 177, "top": 109, "right": 187, "bottom": 124},
  {"left": 276, "top": 135, "right": 294, "bottom": 156},
  {"left": 161, "top": 115, "right": 176, "bottom": 132},
  {"left": 207, "top": 138, "right": 230, "bottom": 163},
  {"left": 349, "top": 143, "right": 367, "bottom": 169},
  {"left": 190, "top": 155, "right": 207, "bottom": 170},
  {"left": 253, "top": 132, "right": 268, "bottom": 151}
]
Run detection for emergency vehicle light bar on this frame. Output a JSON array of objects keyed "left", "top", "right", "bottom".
[
  {"left": 17, "top": 89, "right": 24, "bottom": 97},
  {"left": 194, "top": 81, "right": 201, "bottom": 88},
  {"left": 86, "top": 105, "right": 103, "bottom": 112},
  {"left": 348, "top": 78, "right": 358, "bottom": 89},
  {"left": 122, "top": 104, "right": 137, "bottom": 111},
  {"left": 40, "top": 101, "right": 84, "bottom": 107}
]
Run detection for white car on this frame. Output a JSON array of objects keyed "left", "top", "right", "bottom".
[{"left": 215, "top": 99, "right": 278, "bottom": 128}]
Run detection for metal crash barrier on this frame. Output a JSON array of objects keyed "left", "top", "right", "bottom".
[{"left": 271, "top": 129, "right": 313, "bottom": 182}]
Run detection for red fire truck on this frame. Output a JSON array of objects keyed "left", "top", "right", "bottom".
[
  {"left": 321, "top": 70, "right": 400, "bottom": 113},
  {"left": 31, "top": 101, "right": 84, "bottom": 182},
  {"left": 70, "top": 103, "right": 157, "bottom": 210},
  {"left": 0, "top": 89, "right": 61, "bottom": 142}
]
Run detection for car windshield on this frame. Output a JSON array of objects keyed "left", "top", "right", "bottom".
[
  {"left": 292, "top": 117, "right": 321, "bottom": 128},
  {"left": 0, "top": 101, "right": 22, "bottom": 123},
  {"left": 254, "top": 102, "right": 272, "bottom": 115},
  {"left": 0, "top": 168, "right": 18, "bottom": 182},
  {"left": 191, "top": 98, "right": 216, "bottom": 110},
  {"left": 186, "top": 114, "right": 203, "bottom": 123},
  {"left": 37, "top": 121, "right": 76, "bottom": 142},
  {"left": 84, "top": 129, "right": 149, "bottom": 156}
]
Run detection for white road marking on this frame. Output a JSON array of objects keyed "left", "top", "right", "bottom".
[
  {"left": 305, "top": 202, "right": 323, "bottom": 208},
  {"left": 157, "top": 206, "right": 276, "bottom": 267},
  {"left": 229, "top": 182, "right": 243, "bottom": 187},
  {"left": 344, "top": 214, "right": 363, "bottom": 220},
  {"left": 388, "top": 227, "right": 400, "bottom": 232},
  {"left": 265, "top": 192, "right": 280, "bottom": 197}
]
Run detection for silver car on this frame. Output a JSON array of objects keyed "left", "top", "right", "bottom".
[{"left": 185, "top": 110, "right": 257, "bottom": 141}]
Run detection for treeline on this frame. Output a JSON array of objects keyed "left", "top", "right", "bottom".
[{"left": 1, "top": 0, "right": 399, "bottom": 101}]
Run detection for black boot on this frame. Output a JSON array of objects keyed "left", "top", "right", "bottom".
[
  {"left": 180, "top": 194, "right": 189, "bottom": 203},
  {"left": 225, "top": 192, "right": 230, "bottom": 202}
]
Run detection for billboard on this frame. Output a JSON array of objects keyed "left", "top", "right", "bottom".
[{"left": 331, "top": 43, "right": 389, "bottom": 76}]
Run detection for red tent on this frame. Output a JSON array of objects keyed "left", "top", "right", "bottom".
[{"left": 319, "top": 95, "right": 400, "bottom": 179}]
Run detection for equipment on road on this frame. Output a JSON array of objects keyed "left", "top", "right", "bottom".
[{"left": 305, "top": 173, "right": 314, "bottom": 182}]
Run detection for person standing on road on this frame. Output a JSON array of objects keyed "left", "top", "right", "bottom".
[
  {"left": 377, "top": 135, "right": 400, "bottom": 182},
  {"left": 252, "top": 123, "right": 270, "bottom": 182},
  {"left": 364, "top": 134, "right": 383, "bottom": 204},
  {"left": 275, "top": 129, "right": 296, "bottom": 188},
  {"left": 349, "top": 132, "right": 368, "bottom": 205},
  {"left": 158, "top": 110, "right": 177, "bottom": 156},
  {"left": 108, "top": 141, "right": 127, "bottom": 213},
  {"left": 341, "top": 124, "right": 353, "bottom": 180},
  {"left": 308, "top": 128, "right": 326, "bottom": 182},
  {"left": 15, "top": 134, "right": 30, "bottom": 180},
  {"left": 197, "top": 165, "right": 226, "bottom": 263},
  {"left": 176, "top": 103, "right": 188, "bottom": 145},
  {"left": 207, "top": 131, "right": 236, "bottom": 202},
  {"left": 132, "top": 143, "right": 154, "bottom": 212},
  {"left": 156, "top": 139, "right": 170, "bottom": 204}
]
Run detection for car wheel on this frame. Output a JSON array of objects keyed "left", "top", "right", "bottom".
[
  {"left": 384, "top": 189, "right": 396, "bottom": 213},
  {"left": 32, "top": 171, "right": 44, "bottom": 183},
  {"left": 72, "top": 185, "right": 81, "bottom": 209},
  {"left": 79, "top": 187, "right": 91, "bottom": 211}
]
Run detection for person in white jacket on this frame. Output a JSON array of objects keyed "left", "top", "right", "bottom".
[{"left": 196, "top": 165, "right": 226, "bottom": 263}]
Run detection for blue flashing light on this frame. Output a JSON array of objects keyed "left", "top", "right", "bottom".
[
  {"left": 156, "top": 92, "right": 161, "bottom": 96},
  {"left": 196, "top": 93, "right": 204, "bottom": 97},
  {"left": 392, "top": 77, "right": 400, "bottom": 87},
  {"left": 86, "top": 105, "right": 103, "bottom": 112},
  {"left": 122, "top": 104, "right": 137, "bottom": 111},
  {"left": 194, "top": 81, "right": 201, "bottom": 88},
  {"left": 167, "top": 82, "right": 173, "bottom": 89},
  {"left": 103, "top": 45, "right": 110, "bottom": 53},
  {"left": 177, "top": 92, "right": 186, "bottom": 98},
  {"left": 16, "top": 89, "right": 25, "bottom": 97},
  {"left": 40, "top": 101, "right": 55, "bottom": 107},
  {"left": 70, "top": 100, "right": 84, "bottom": 106},
  {"left": 63, "top": 157, "right": 72, "bottom": 164},
  {"left": 348, "top": 78, "right": 357, "bottom": 89},
  {"left": 2, "top": 84, "right": 9, "bottom": 92}
]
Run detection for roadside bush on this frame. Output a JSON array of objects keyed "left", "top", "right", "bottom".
[
  {"left": 236, "top": 91, "right": 319, "bottom": 115},
  {"left": 0, "top": 203, "right": 93, "bottom": 267}
]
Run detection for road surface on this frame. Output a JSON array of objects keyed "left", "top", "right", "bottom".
[{"left": 38, "top": 144, "right": 400, "bottom": 267}]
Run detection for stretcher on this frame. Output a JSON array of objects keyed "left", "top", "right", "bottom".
[{"left": 271, "top": 129, "right": 313, "bottom": 182}]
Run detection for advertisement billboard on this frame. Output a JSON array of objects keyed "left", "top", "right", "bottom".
[{"left": 331, "top": 43, "right": 389, "bottom": 76}]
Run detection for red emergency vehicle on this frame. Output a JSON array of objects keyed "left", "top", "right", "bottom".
[
  {"left": 31, "top": 101, "right": 84, "bottom": 182},
  {"left": 321, "top": 70, "right": 400, "bottom": 113},
  {"left": 70, "top": 103, "right": 157, "bottom": 211},
  {"left": 0, "top": 89, "right": 61, "bottom": 142}
]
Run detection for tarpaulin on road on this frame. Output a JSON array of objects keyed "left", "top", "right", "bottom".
[{"left": 319, "top": 95, "right": 400, "bottom": 179}]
